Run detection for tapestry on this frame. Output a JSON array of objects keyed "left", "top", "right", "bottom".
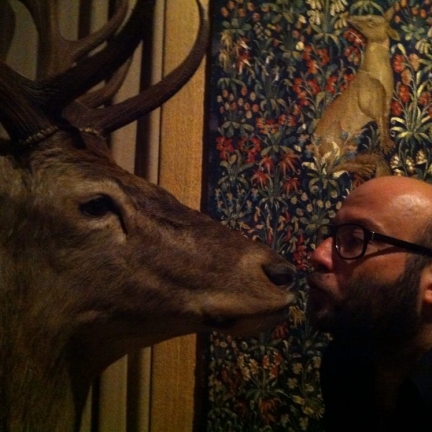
[{"left": 203, "top": 0, "right": 432, "bottom": 431}]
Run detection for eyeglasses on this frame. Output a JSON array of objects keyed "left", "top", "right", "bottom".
[{"left": 315, "top": 223, "right": 432, "bottom": 260}]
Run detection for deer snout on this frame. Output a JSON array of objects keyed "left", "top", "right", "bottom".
[{"left": 263, "top": 262, "right": 296, "bottom": 287}]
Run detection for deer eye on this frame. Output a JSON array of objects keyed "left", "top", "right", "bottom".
[{"left": 80, "top": 196, "right": 116, "bottom": 217}]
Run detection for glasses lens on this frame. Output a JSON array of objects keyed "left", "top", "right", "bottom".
[{"left": 336, "top": 224, "right": 366, "bottom": 259}]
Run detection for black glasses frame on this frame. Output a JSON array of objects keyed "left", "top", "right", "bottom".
[{"left": 316, "top": 223, "right": 432, "bottom": 260}]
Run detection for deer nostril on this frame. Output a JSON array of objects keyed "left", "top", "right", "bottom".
[{"left": 263, "top": 262, "right": 296, "bottom": 287}]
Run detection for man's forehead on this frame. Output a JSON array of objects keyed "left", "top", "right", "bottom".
[
  {"left": 335, "top": 177, "right": 432, "bottom": 234},
  {"left": 346, "top": 176, "right": 432, "bottom": 200},
  {"left": 334, "top": 195, "right": 385, "bottom": 232}
]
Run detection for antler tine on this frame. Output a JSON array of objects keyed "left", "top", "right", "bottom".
[
  {"left": 0, "top": 62, "right": 56, "bottom": 144},
  {"left": 23, "top": 0, "right": 155, "bottom": 113},
  {"left": 19, "top": 0, "right": 128, "bottom": 79},
  {"left": 71, "top": 0, "right": 209, "bottom": 136},
  {"left": 0, "top": 0, "right": 16, "bottom": 61},
  {"left": 77, "top": 59, "right": 132, "bottom": 109}
]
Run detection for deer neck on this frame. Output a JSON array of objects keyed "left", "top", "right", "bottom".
[
  {"left": 0, "top": 276, "right": 90, "bottom": 431},
  {"left": 0, "top": 325, "right": 85, "bottom": 431},
  {"left": 360, "top": 39, "right": 392, "bottom": 79}
]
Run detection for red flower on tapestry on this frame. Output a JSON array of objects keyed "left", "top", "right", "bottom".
[
  {"left": 301, "top": 45, "right": 313, "bottom": 61},
  {"left": 238, "top": 137, "right": 248, "bottom": 152},
  {"left": 344, "top": 28, "right": 365, "bottom": 47},
  {"left": 220, "top": 366, "right": 242, "bottom": 392},
  {"left": 282, "top": 177, "right": 300, "bottom": 194},
  {"left": 307, "top": 59, "right": 318, "bottom": 74},
  {"left": 216, "top": 136, "right": 234, "bottom": 160},
  {"left": 348, "top": 47, "right": 361, "bottom": 66},
  {"left": 346, "top": 73, "right": 355, "bottom": 83},
  {"left": 246, "top": 150, "right": 258, "bottom": 164},
  {"left": 256, "top": 118, "right": 278, "bottom": 134},
  {"left": 279, "top": 151, "right": 300, "bottom": 175},
  {"left": 239, "top": 136, "right": 261, "bottom": 163},
  {"left": 294, "top": 233, "right": 309, "bottom": 270},
  {"left": 393, "top": 54, "right": 406, "bottom": 73},
  {"left": 288, "top": 115, "right": 297, "bottom": 127},
  {"left": 261, "top": 156, "right": 275, "bottom": 173},
  {"left": 343, "top": 28, "right": 355, "bottom": 43},
  {"left": 272, "top": 322, "right": 289, "bottom": 339},
  {"left": 251, "top": 169, "right": 271, "bottom": 188},
  {"left": 250, "top": 136, "right": 261, "bottom": 151},
  {"left": 398, "top": 84, "right": 411, "bottom": 103},
  {"left": 270, "top": 363, "right": 280, "bottom": 379},
  {"left": 293, "top": 78, "right": 308, "bottom": 103},
  {"left": 419, "top": 91, "right": 430, "bottom": 107},
  {"left": 278, "top": 114, "right": 296, "bottom": 127},
  {"left": 259, "top": 398, "right": 280, "bottom": 424},
  {"left": 391, "top": 100, "right": 403, "bottom": 116},
  {"left": 340, "top": 72, "right": 354, "bottom": 92},
  {"left": 353, "top": 31, "right": 366, "bottom": 47},
  {"left": 325, "top": 75, "right": 338, "bottom": 94},
  {"left": 307, "top": 79, "right": 320, "bottom": 95},
  {"left": 317, "top": 48, "right": 330, "bottom": 66}
]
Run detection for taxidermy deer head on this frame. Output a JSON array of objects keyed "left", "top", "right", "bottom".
[{"left": 0, "top": 1, "right": 296, "bottom": 430}]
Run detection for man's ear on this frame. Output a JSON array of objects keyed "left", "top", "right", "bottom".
[{"left": 421, "top": 264, "right": 432, "bottom": 306}]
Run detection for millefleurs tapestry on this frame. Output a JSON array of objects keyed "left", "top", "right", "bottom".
[{"left": 203, "top": 0, "right": 432, "bottom": 431}]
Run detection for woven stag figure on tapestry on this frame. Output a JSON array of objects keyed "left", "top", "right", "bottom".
[{"left": 314, "top": 6, "right": 400, "bottom": 178}]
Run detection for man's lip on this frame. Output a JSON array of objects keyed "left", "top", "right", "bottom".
[
  {"left": 306, "top": 273, "right": 323, "bottom": 290},
  {"left": 306, "top": 274, "right": 331, "bottom": 296}
]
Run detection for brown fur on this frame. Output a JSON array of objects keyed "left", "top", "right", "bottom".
[
  {"left": 0, "top": 98, "right": 296, "bottom": 432},
  {"left": 0, "top": 2, "right": 297, "bottom": 429}
]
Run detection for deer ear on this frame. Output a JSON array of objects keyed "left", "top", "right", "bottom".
[
  {"left": 387, "top": 27, "right": 400, "bottom": 41},
  {"left": 383, "top": 6, "right": 395, "bottom": 22}
]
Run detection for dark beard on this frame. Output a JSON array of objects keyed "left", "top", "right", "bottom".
[{"left": 307, "top": 257, "right": 422, "bottom": 351}]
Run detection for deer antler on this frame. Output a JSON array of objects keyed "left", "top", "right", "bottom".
[
  {"left": 0, "top": 0, "right": 130, "bottom": 143},
  {"left": 0, "top": 0, "right": 209, "bottom": 146},
  {"left": 69, "top": 0, "right": 208, "bottom": 135},
  {"left": 19, "top": 0, "right": 129, "bottom": 78},
  {"left": 0, "top": 62, "right": 57, "bottom": 144},
  {"left": 76, "top": 59, "right": 133, "bottom": 109},
  {"left": 19, "top": 0, "right": 133, "bottom": 109}
]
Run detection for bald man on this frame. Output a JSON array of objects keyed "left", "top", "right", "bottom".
[{"left": 307, "top": 176, "right": 432, "bottom": 432}]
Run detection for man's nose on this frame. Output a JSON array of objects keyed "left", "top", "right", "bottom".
[{"left": 309, "top": 237, "right": 334, "bottom": 271}]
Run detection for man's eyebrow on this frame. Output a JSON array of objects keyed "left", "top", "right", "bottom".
[{"left": 333, "top": 217, "right": 383, "bottom": 232}]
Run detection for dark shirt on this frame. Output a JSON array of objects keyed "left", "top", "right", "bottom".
[{"left": 320, "top": 340, "right": 432, "bottom": 432}]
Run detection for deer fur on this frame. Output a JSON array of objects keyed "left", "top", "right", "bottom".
[
  {"left": 0, "top": 1, "right": 296, "bottom": 430},
  {"left": 314, "top": 7, "right": 400, "bottom": 178}
]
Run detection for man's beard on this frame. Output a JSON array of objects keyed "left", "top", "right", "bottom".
[{"left": 307, "top": 257, "right": 423, "bottom": 351}]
